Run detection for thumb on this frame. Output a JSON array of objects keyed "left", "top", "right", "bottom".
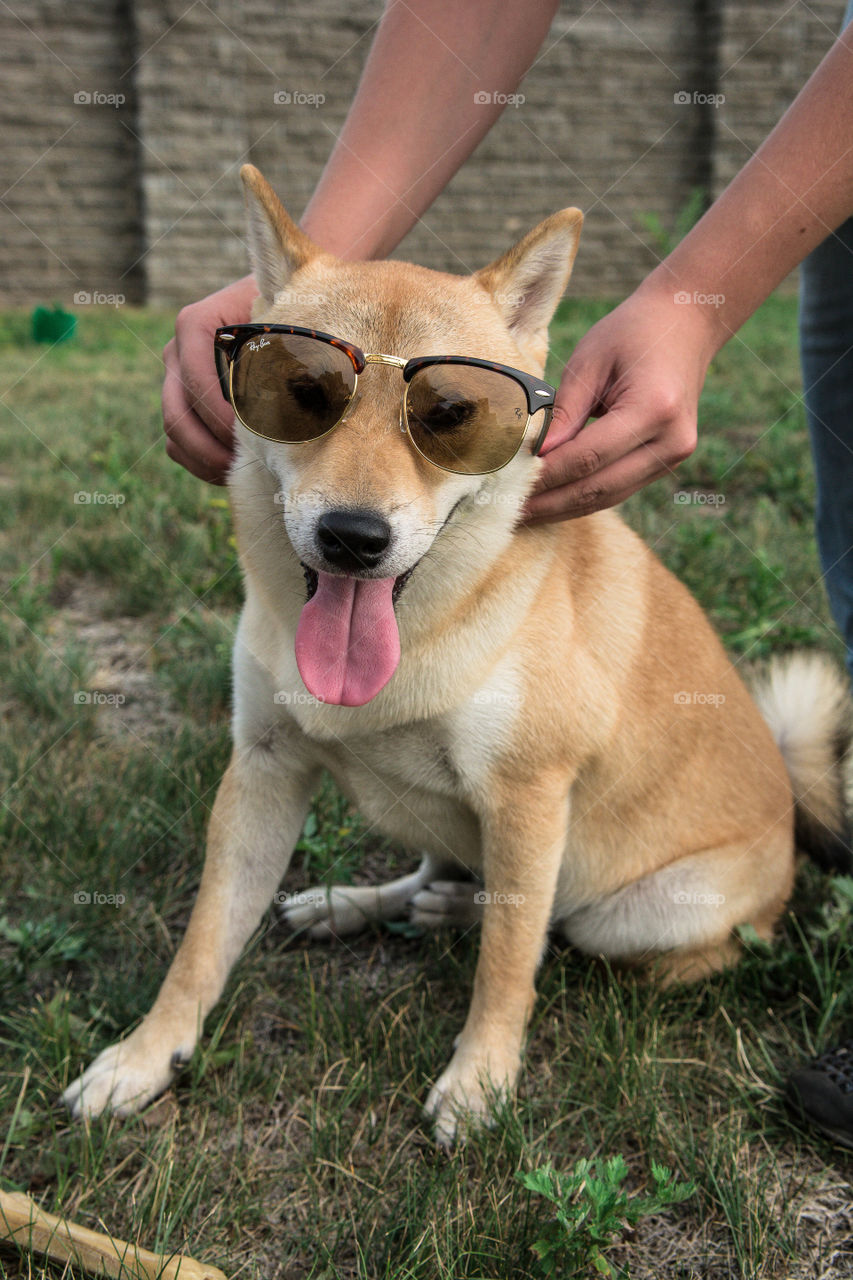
[{"left": 539, "top": 354, "right": 603, "bottom": 454}]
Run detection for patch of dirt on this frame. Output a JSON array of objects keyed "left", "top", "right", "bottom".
[
  {"left": 620, "top": 1144, "right": 853, "bottom": 1280},
  {"left": 48, "top": 574, "right": 180, "bottom": 740}
]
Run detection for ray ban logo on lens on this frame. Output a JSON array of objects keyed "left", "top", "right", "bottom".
[{"left": 247, "top": 338, "right": 270, "bottom": 352}]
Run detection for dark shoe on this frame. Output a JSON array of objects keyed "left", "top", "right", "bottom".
[{"left": 787, "top": 1039, "right": 853, "bottom": 1148}]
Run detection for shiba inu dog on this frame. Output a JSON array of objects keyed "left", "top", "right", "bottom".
[{"left": 63, "top": 166, "right": 851, "bottom": 1146}]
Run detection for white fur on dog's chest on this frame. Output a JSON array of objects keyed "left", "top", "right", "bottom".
[
  {"left": 317, "top": 723, "right": 479, "bottom": 866},
  {"left": 315, "top": 656, "right": 523, "bottom": 797},
  {"left": 303, "top": 663, "right": 524, "bottom": 867}
]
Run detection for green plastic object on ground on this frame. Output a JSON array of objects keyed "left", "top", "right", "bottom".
[{"left": 32, "top": 305, "right": 77, "bottom": 344}]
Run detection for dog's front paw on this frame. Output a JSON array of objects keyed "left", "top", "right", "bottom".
[
  {"left": 62, "top": 1028, "right": 190, "bottom": 1120},
  {"left": 424, "top": 1045, "right": 520, "bottom": 1148}
]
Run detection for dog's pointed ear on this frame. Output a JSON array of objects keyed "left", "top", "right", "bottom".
[
  {"left": 474, "top": 209, "right": 583, "bottom": 366},
  {"left": 241, "top": 164, "right": 325, "bottom": 302}
]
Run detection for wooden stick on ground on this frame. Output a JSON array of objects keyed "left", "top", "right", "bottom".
[{"left": 0, "top": 1189, "right": 228, "bottom": 1280}]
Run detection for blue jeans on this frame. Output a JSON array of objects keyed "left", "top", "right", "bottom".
[{"left": 799, "top": 2, "right": 853, "bottom": 682}]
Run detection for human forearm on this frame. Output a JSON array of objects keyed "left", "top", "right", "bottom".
[
  {"left": 638, "top": 22, "right": 853, "bottom": 357},
  {"left": 301, "top": 0, "right": 560, "bottom": 259},
  {"left": 526, "top": 22, "right": 853, "bottom": 522}
]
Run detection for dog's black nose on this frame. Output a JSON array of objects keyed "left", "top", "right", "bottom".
[{"left": 316, "top": 509, "right": 392, "bottom": 572}]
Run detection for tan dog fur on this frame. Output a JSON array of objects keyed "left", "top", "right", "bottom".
[{"left": 63, "top": 166, "right": 850, "bottom": 1145}]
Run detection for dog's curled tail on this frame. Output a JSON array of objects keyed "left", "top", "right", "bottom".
[{"left": 751, "top": 653, "right": 853, "bottom": 872}]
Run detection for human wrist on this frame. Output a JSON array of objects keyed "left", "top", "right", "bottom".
[
  {"left": 301, "top": 183, "right": 404, "bottom": 260},
  {"left": 632, "top": 267, "right": 727, "bottom": 368}
]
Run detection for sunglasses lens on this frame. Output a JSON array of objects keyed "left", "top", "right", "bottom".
[
  {"left": 230, "top": 334, "right": 356, "bottom": 442},
  {"left": 404, "top": 366, "right": 530, "bottom": 474}
]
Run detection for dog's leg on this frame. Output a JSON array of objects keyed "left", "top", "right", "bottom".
[
  {"left": 280, "top": 853, "right": 468, "bottom": 938},
  {"left": 424, "top": 782, "right": 569, "bottom": 1146},
  {"left": 63, "top": 750, "right": 319, "bottom": 1118},
  {"left": 558, "top": 828, "right": 793, "bottom": 985}
]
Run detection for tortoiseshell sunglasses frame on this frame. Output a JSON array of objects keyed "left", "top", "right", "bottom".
[{"left": 214, "top": 323, "right": 556, "bottom": 473}]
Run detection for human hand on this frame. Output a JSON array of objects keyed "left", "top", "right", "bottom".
[
  {"left": 162, "top": 275, "right": 258, "bottom": 484},
  {"left": 524, "top": 285, "right": 721, "bottom": 522}
]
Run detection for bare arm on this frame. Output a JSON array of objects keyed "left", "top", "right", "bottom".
[
  {"left": 526, "top": 21, "right": 853, "bottom": 520},
  {"left": 302, "top": 0, "right": 560, "bottom": 258}
]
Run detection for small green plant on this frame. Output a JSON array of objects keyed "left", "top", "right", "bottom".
[
  {"left": 0, "top": 914, "right": 91, "bottom": 987},
  {"left": 518, "top": 1154, "right": 695, "bottom": 1278}
]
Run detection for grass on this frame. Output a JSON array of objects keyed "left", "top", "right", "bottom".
[{"left": 0, "top": 297, "right": 852, "bottom": 1280}]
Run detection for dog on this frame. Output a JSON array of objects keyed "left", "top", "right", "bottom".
[{"left": 63, "top": 165, "right": 852, "bottom": 1146}]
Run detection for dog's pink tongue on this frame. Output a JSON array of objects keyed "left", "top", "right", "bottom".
[{"left": 295, "top": 573, "right": 400, "bottom": 706}]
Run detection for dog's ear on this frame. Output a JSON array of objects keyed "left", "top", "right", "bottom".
[
  {"left": 241, "top": 164, "right": 324, "bottom": 302},
  {"left": 474, "top": 209, "right": 583, "bottom": 366}
]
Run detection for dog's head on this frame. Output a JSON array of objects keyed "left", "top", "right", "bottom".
[{"left": 228, "top": 165, "right": 582, "bottom": 707}]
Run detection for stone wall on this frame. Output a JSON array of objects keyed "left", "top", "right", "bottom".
[
  {"left": 0, "top": 0, "right": 843, "bottom": 307},
  {"left": 1, "top": 0, "right": 145, "bottom": 304}
]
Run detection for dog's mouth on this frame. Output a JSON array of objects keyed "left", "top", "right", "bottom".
[
  {"left": 295, "top": 563, "right": 417, "bottom": 708},
  {"left": 301, "top": 563, "right": 414, "bottom": 605}
]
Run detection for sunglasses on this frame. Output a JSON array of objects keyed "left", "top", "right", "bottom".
[{"left": 214, "top": 324, "right": 556, "bottom": 475}]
